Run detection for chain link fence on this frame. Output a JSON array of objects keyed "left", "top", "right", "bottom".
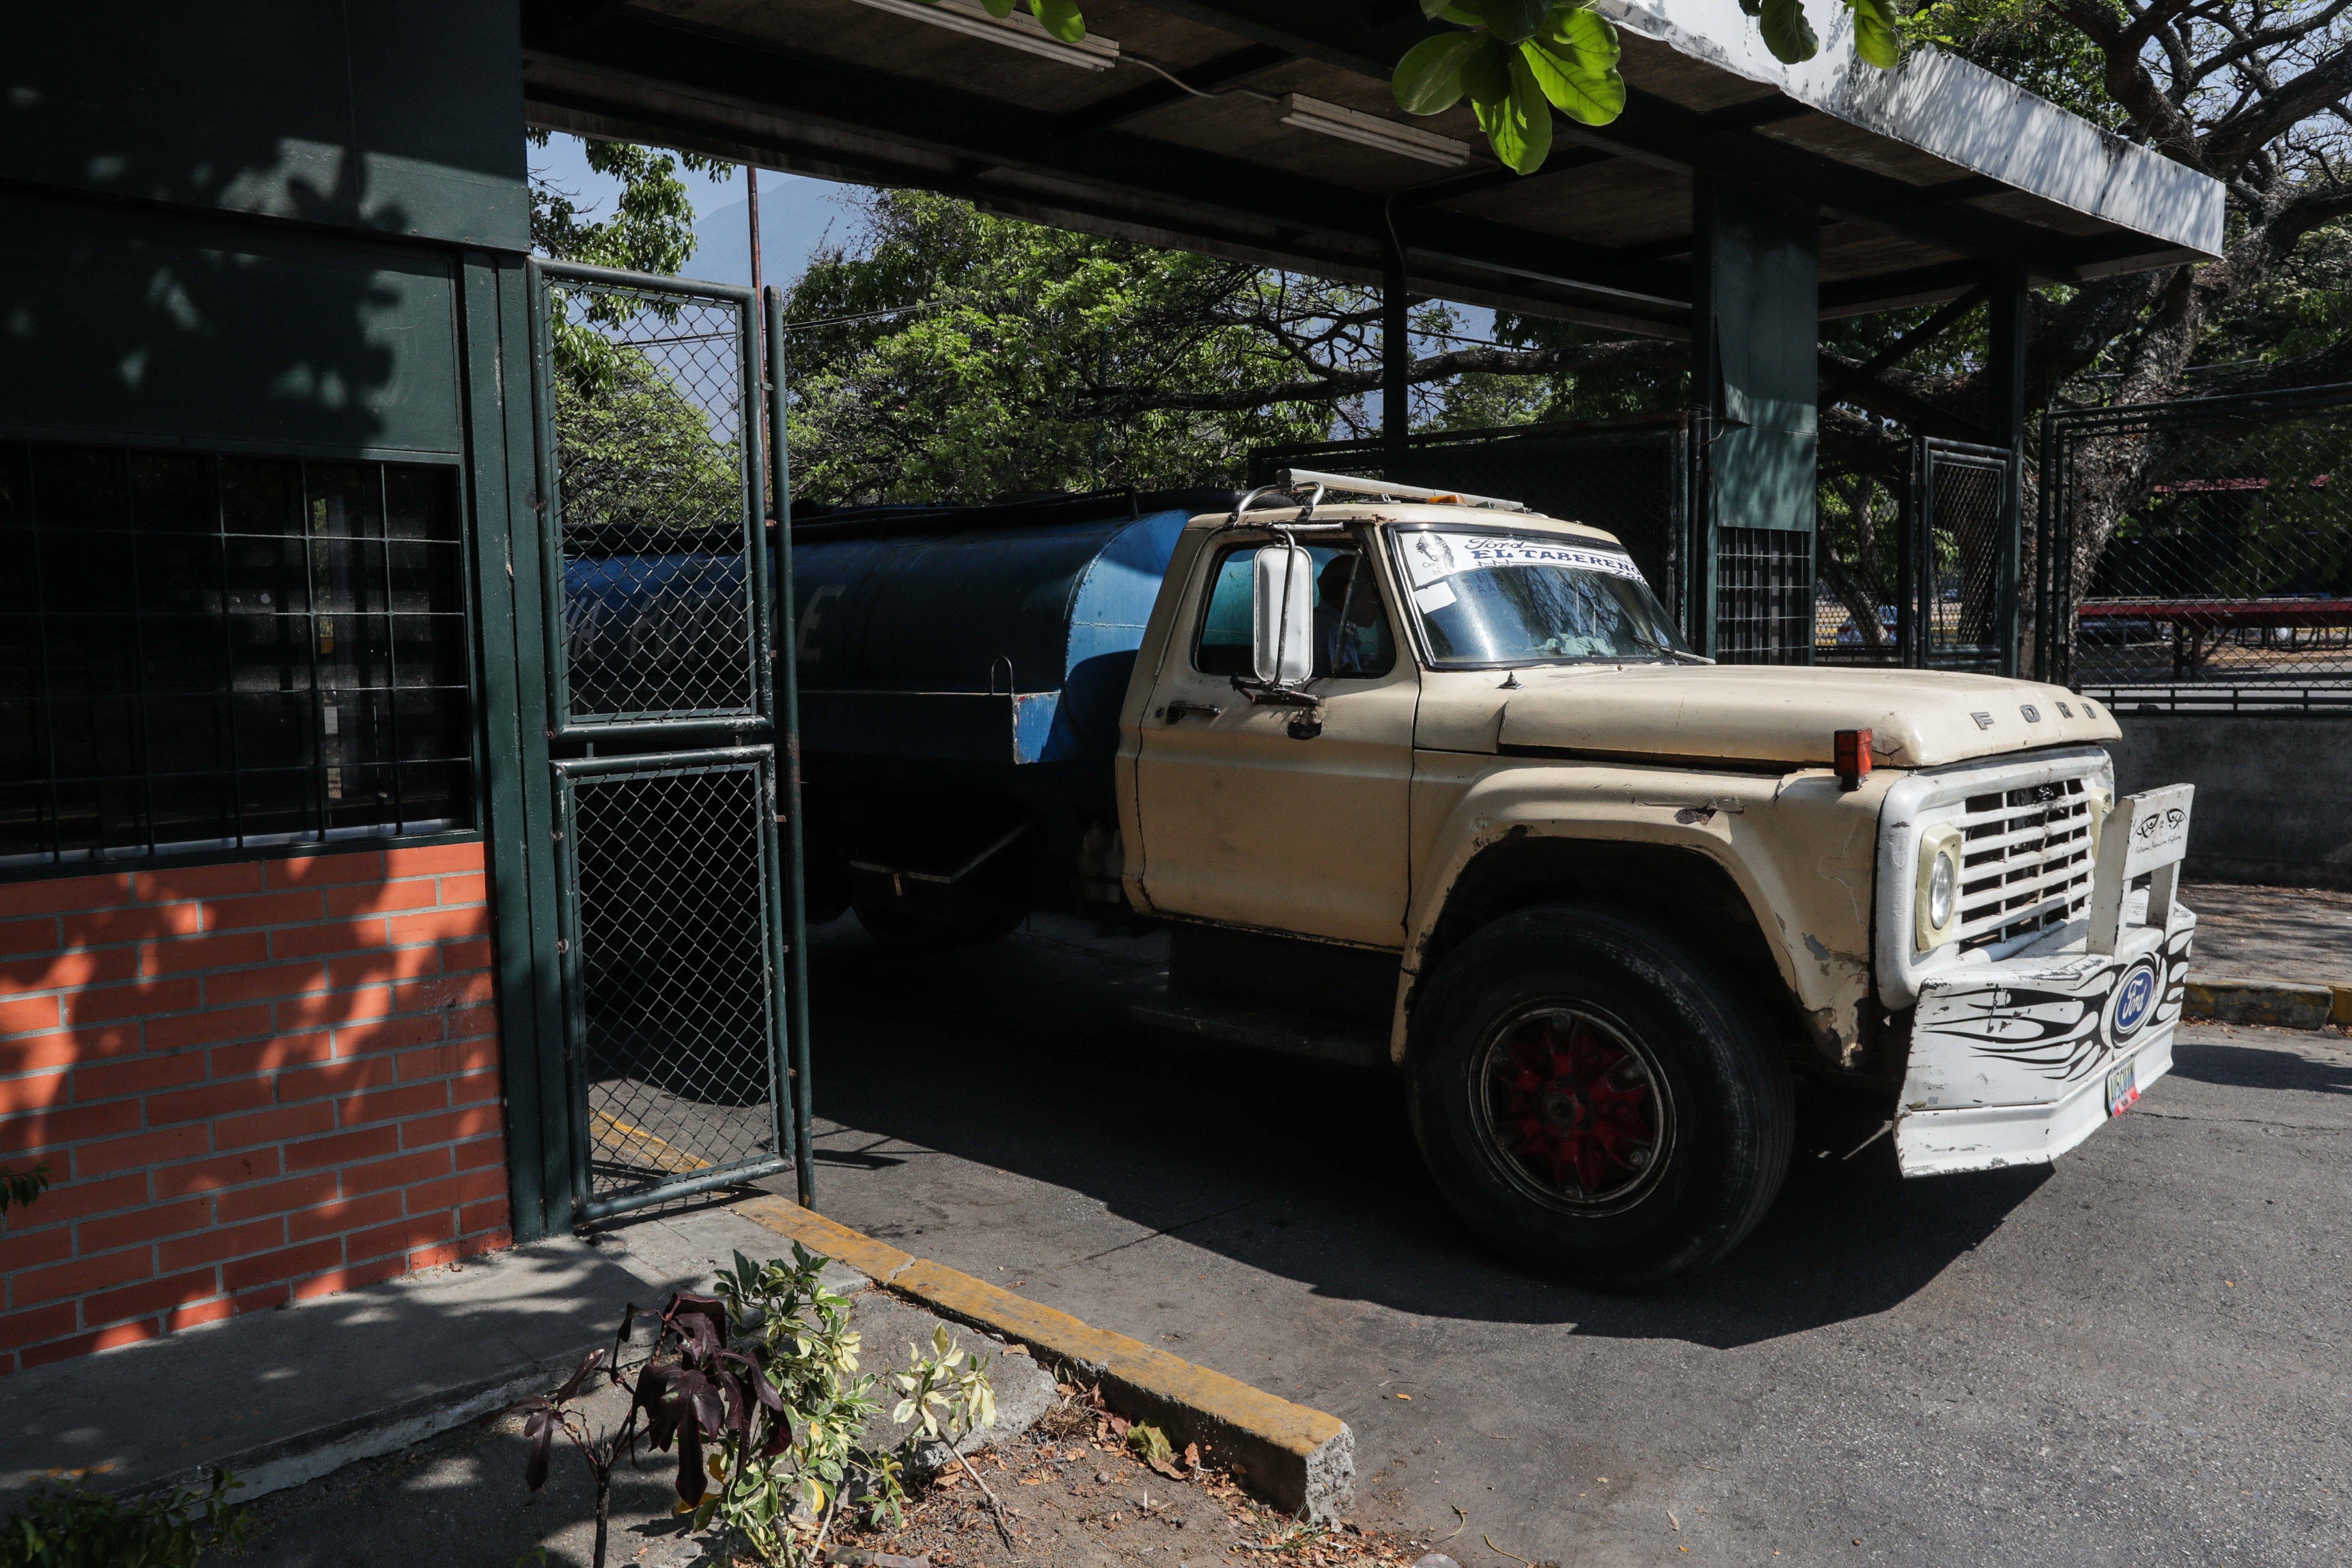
[
  {"left": 2041, "top": 383, "right": 2352, "bottom": 710},
  {"left": 531, "top": 260, "right": 795, "bottom": 1222},
  {"left": 1815, "top": 436, "right": 2013, "bottom": 670},
  {"left": 541, "top": 274, "right": 767, "bottom": 730},
  {"left": 1813, "top": 454, "right": 1904, "bottom": 664},
  {"left": 556, "top": 750, "right": 787, "bottom": 1218}
]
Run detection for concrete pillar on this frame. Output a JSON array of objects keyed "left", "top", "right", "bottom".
[
  {"left": 1691, "top": 175, "right": 1819, "bottom": 660},
  {"left": 1382, "top": 247, "right": 1410, "bottom": 451},
  {"left": 1984, "top": 266, "right": 2030, "bottom": 677}
]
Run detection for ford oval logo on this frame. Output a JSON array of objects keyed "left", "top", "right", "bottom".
[{"left": 2113, "top": 960, "right": 2160, "bottom": 1039}]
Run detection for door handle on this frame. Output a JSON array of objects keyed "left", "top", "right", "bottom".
[{"left": 1165, "top": 700, "right": 1222, "bottom": 723}]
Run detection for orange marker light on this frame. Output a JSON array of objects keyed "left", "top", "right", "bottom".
[{"left": 1834, "top": 728, "right": 1873, "bottom": 790}]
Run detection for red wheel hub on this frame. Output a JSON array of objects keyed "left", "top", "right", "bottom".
[{"left": 1488, "top": 1014, "right": 1656, "bottom": 1197}]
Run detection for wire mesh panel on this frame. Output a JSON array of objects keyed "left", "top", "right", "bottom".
[
  {"left": 1715, "top": 526, "right": 1812, "bottom": 663},
  {"left": 1250, "top": 419, "right": 1691, "bottom": 627},
  {"left": 1813, "top": 463, "right": 1906, "bottom": 665},
  {"left": 535, "top": 262, "right": 767, "bottom": 732},
  {"left": 2042, "top": 385, "right": 2352, "bottom": 710},
  {"left": 1914, "top": 438, "right": 2011, "bottom": 673},
  {"left": 556, "top": 749, "right": 789, "bottom": 1218}
]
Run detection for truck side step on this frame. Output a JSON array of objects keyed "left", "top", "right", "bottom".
[{"left": 1126, "top": 986, "right": 1392, "bottom": 1073}]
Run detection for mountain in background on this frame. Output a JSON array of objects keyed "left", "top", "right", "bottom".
[{"left": 687, "top": 173, "right": 852, "bottom": 290}]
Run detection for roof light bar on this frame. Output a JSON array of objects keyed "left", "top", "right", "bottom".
[
  {"left": 1274, "top": 468, "right": 1528, "bottom": 512},
  {"left": 1279, "top": 94, "right": 1471, "bottom": 168},
  {"left": 846, "top": 0, "right": 1120, "bottom": 70}
]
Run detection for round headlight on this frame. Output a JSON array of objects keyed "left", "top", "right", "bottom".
[
  {"left": 1928, "top": 849, "right": 1957, "bottom": 929},
  {"left": 1915, "top": 824, "right": 1965, "bottom": 952}
]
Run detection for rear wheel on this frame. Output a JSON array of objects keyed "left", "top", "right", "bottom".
[{"left": 1406, "top": 904, "right": 1793, "bottom": 1289}]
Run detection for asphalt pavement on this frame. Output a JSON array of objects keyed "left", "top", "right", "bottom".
[{"left": 782, "top": 914, "right": 2352, "bottom": 1568}]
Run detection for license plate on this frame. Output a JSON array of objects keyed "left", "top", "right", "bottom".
[{"left": 2105, "top": 1055, "right": 2141, "bottom": 1117}]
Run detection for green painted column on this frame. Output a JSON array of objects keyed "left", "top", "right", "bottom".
[{"left": 1691, "top": 176, "right": 1820, "bottom": 662}]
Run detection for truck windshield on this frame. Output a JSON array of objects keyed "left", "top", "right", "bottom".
[{"left": 1388, "top": 524, "right": 1686, "bottom": 667}]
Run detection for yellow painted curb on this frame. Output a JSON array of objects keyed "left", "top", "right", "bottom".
[
  {"left": 733, "top": 1194, "right": 917, "bottom": 1283},
  {"left": 732, "top": 1197, "right": 1353, "bottom": 1519},
  {"left": 2183, "top": 977, "right": 2335, "bottom": 1030}
]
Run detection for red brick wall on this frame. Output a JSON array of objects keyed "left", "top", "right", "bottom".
[{"left": 0, "top": 842, "right": 509, "bottom": 1372}]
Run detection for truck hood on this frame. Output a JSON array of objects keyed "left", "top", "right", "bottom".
[{"left": 1423, "top": 663, "right": 2120, "bottom": 769}]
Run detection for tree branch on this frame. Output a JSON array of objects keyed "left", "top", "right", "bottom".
[{"left": 1084, "top": 338, "right": 1681, "bottom": 415}]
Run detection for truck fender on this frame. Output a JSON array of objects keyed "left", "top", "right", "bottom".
[{"left": 1388, "top": 766, "right": 1881, "bottom": 1068}]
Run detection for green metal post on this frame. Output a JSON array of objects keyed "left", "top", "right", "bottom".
[{"left": 766, "top": 285, "right": 816, "bottom": 1207}]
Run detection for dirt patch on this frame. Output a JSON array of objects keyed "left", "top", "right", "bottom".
[{"left": 820, "top": 1386, "right": 1431, "bottom": 1568}]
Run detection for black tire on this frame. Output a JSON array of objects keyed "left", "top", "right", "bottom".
[
  {"left": 851, "top": 897, "right": 1025, "bottom": 950},
  {"left": 1406, "top": 903, "right": 1793, "bottom": 1289}
]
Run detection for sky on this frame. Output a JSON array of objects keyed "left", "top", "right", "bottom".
[
  {"left": 527, "top": 133, "right": 859, "bottom": 291},
  {"left": 525, "top": 131, "right": 1494, "bottom": 432}
]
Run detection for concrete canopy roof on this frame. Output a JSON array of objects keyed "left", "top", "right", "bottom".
[{"left": 521, "top": 0, "right": 2223, "bottom": 336}]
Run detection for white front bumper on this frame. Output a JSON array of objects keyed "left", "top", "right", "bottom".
[{"left": 1893, "top": 902, "right": 2196, "bottom": 1177}]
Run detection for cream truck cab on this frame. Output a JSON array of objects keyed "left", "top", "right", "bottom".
[{"left": 1111, "top": 474, "right": 2195, "bottom": 1288}]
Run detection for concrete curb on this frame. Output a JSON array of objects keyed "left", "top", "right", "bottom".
[
  {"left": 734, "top": 1196, "right": 1355, "bottom": 1521},
  {"left": 2184, "top": 976, "right": 2352, "bottom": 1030},
  {"left": 139, "top": 1358, "right": 570, "bottom": 1506}
]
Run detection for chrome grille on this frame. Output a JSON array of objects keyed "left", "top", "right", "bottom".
[{"left": 1955, "top": 777, "right": 2094, "bottom": 950}]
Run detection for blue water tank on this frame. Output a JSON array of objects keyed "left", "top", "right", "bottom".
[{"left": 788, "top": 491, "right": 1224, "bottom": 778}]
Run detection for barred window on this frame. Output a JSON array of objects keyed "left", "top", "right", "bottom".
[
  {"left": 1715, "top": 525, "right": 1812, "bottom": 666},
  {"left": 0, "top": 441, "right": 476, "bottom": 870}
]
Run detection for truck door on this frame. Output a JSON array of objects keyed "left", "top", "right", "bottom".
[{"left": 1132, "top": 534, "right": 1417, "bottom": 947}]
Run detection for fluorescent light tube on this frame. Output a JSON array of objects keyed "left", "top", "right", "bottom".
[
  {"left": 1279, "top": 94, "right": 1471, "bottom": 167},
  {"left": 846, "top": 0, "right": 1120, "bottom": 71}
]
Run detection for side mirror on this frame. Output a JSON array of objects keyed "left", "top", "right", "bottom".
[{"left": 1251, "top": 541, "right": 1316, "bottom": 686}]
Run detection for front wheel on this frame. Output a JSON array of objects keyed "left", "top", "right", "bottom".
[{"left": 1406, "top": 904, "right": 1793, "bottom": 1290}]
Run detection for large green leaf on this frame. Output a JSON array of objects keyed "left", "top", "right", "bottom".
[
  {"left": 1461, "top": 35, "right": 1517, "bottom": 105},
  {"left": 1475, "top": 53, "right": 1555, "bottom": 175},
  {"left": 1845, "top": 0, "right": 1900, "bottom": 68},
  {"left": 974, "top": 0, "right": 1015, "bottom": 17},
  {"left": 1758, "top": 0, "right": 1819, "bottom": 63},
  {"left": 1419, "top": 0, "right": 1482, "bottom": 18},
  {"left": 1394, "top": 32, "right": 1484, "bottom": 115},
  {"left": 1521, "top": 39, "right": 1624, "bottom": 125},
  {"left": 1533, "top": 6, "right": 1620, "bottom": 73},
  {"left": 1031, "top": 0, "right": 1084, "bottom": 43},
  {"left": 1467, "top": 0, "right": 1550, "bottom": 45}
]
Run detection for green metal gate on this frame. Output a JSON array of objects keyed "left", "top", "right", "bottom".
[
  {"left": 530, "top": 259, "right": 808, "bottom": 1221},
  {"left": 1908, "top": 436, "right": 2018, "bottom": 674}
]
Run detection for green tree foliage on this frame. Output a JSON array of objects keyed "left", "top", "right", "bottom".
[
  {"left": 552, "top": 349, "right": 744, "bottom": 536},
  {"left": 934, "top": 0, "right": 1083, "bottom": 42},
  {"left": 1393, "top": 0, "right": 1899, "bottom": 170},
  {"left": 1, "top": 1470, "right": 245, "bottom": 1568},
  {"left": 527, "top": 130, "right": 731, "bottom": 275},
  {"left": 528, "top": 135, "right": 746, "bottom": 536},
  {"left": 783, "top": 191, "right": 1340, "bottom": 503}
]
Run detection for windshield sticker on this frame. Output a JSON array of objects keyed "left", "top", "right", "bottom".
[
  {"left": 1412, "top": 580, "right": 1458, "bottom": 614},
  {"left": 1400, "top": 531, "right": 1648, "bottom": 589}
]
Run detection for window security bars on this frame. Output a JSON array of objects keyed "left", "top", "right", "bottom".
[
  {"left": 0, "top": 441, "right": 474, "bottom": 871},
  {"left": 1715, "top": 526, "right": 1812, "bottom": 664}
]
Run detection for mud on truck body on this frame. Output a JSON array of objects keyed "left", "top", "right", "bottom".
[{"left": 778, "top": 476, "right": 2197, "bottom": 1288}]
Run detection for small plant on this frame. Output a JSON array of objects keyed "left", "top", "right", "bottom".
[
  {"left": 0, "top": 1468, "right": 246, "bottom": 1568},
  {"left": 0, "top": 1161, "right": 49, "bottom": 1215},
  {"left": 519, "top": 1246, "right": 996, "bottom": 1568}
]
